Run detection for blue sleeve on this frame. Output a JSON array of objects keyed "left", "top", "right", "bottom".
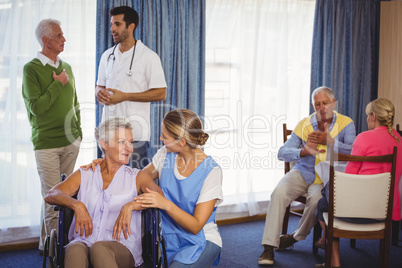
[
  {"left": 333, "top": 122, "right": 356, "bottom": 154},
  {"left": 277, "top": 132, "right": 303, "bottom": 162}
]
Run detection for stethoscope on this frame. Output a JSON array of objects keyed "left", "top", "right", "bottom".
[{"left": 106, "top": 41, "right": 137, "bottom": 77}]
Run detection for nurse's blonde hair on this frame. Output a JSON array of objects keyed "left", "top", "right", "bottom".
[{"left": 163, "top": 109, "right": 208, "bottom": 149}]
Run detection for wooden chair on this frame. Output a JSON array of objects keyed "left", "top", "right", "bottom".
[
  {"left": 281, "top": 123, "right": 320, "bottom": 254},
  {"left": 324, "top": 146, "right": 397, "bottom": 268},
  {"left": 392, "top": 124, "right": 402, "bottom": 246}
]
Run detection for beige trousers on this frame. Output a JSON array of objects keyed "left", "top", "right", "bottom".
[
  {"left": 35, "top": 139, "right": 80, "bottom": 250},
  {"left": 64, "top": 241, "right": 136, "bottom": 268},
  {"left": 261, "top": 169, "right": 323, "bottom": 247}
]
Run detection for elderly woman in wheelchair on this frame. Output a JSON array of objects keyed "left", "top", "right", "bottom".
[{"left": 45, "top": 117, "right": 163, "bottom": 268}]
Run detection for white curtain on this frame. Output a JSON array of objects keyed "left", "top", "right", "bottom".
[
  {"left": 204, "top": 0, "right": 316, "bottom": 217},
  {"left": 0, "top": 0, "right": 96, "bottom": 243}
]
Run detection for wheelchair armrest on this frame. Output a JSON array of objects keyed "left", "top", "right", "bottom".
[{"left": 54, "top": 205, "right": 63, "bottom": 211}]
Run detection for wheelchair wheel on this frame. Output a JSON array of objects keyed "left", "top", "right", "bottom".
[
  {"left": 42, "top": 235, "right": 50, "bottom": 268},
  {"left": 48, "top": 228, "right": 59, "bottom": 268}
]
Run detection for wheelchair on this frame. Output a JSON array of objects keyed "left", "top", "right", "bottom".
[{"left": 43, "top": 174, "right": 167, "bottom": 268}]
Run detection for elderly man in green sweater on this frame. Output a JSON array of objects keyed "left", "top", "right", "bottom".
[{"left": 22, "top": 19, "right": 82, "bottom": 254}]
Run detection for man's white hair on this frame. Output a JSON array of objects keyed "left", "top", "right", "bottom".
[
  {"left": 311, "top": 86, "right": 335, "bottom": 104},
  {"left": 35, "top": 19, "right": 61, "bottom": 47}
]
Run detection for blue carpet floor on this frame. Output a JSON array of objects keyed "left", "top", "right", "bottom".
[
  {"left": 0, "top": 247, "right": 43, "bottom": 268},
  {"left": 218, "top": 215, "right": 402, "bottom": 268},
  {"left": 1, "top": 215, "right": 401, "bottom": 267}
]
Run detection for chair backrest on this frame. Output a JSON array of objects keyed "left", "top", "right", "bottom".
[
  {"left": 397, "top": 124, "right": 402, "bottom": 136},
  {"left": 333, "top": 171, "right": 391, "bottom": 219},
  {"left": 283, "top": 123, "right": 294, "bottom": 173},
  {"left": 328, "top": 146, "right": 397, "bottom": 224}
]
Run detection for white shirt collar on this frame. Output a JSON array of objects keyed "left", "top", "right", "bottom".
[
  {"left": 36, "top": 52, "right": 61, "bottom": 68},
  {"left": 116, "top": 40, "right": 143, "bottom": 55}
]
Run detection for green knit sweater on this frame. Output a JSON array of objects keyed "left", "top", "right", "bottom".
[{"left": 22, "top": 58, "right": 82, "bottom": 150}]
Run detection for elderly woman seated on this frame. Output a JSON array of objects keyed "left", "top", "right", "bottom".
[
  {"left": 314, "top": 98, "right": 402, "bottom": 268},
  {"left": 45, "top": 117, "right": 162, "bottom": 268}
]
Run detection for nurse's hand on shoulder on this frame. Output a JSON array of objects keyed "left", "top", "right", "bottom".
[
  {"left": 80, "top": 158, "right": 103, "bottom": 171},
  {"left": 135, "top": 188, "right": 169, "bottom": 210}
]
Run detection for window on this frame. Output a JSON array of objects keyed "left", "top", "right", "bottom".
[
  {"left": 0, "top": 0, "right": 96, "bottom": 243},
  {"left": 204, "top": 0, "right": 315, "bottom": 216}
]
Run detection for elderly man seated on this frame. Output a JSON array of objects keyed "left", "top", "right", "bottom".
[
  {"left": 258, "top": 86, "right": 356, "bottom": 265},
  {"left": 45, "top": 117, "right": 163, "bottom": 268}
]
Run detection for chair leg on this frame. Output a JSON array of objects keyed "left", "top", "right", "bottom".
[
  {"left": 379, "top": 232, "right": 392, "bottom": 268},
  {"left": 350, "top": 239, "right": 356, "bottom": 249},
  {"left": 391, "top": 220, "right": 400, "bottom": 246},
  {"left": 325, "top": 228, "right": 333, "bottom": 268},
  {"left": 384, "top": 233, "right": 391, "bottom": 268},
  {"left": 312, "top": 222, "right": 321, "bottom": 254},
  {"left": 282, "top": 205, "right": 291, "bottom": 235},
  {"left": 379, "top": 238, "right": 386, "bottom": 268}
]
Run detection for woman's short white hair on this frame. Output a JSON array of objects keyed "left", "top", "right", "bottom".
[
  {"left": 35, "top": 19, "right": 61, "bottom": 47},
  {"left": 311, "top": 86, "right": 335, "bottom": 104},
  {"left": 95, "top": 117, "right": 133, "bottom": 153}
]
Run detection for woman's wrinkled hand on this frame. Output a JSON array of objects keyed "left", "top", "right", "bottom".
[
  {"left": 113, "top": 203, "right": 136, "bottom": 241},
  {"left": 73, "top": 201, "right": 93, "bottom": 238}
]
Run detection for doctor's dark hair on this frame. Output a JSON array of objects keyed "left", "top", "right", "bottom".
[
  {"left": 110, "top": 6, "right": 139, "bottom": 31},
  {"left": 163, "top": 109, "right": 209, "bottom": 149}
]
